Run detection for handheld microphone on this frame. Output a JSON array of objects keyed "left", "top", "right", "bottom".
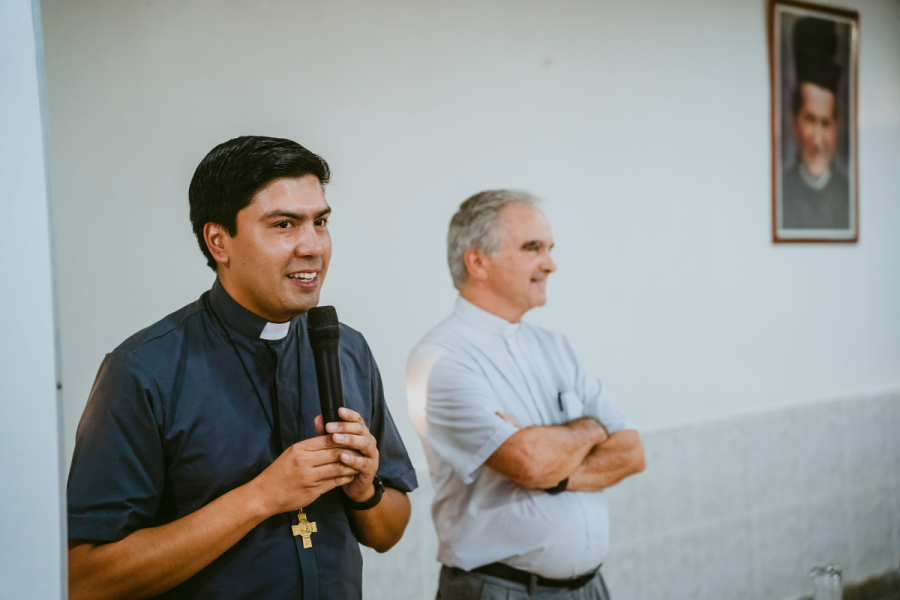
[{"left": 307, "top": 305, "right": 344, "bottom": 425}]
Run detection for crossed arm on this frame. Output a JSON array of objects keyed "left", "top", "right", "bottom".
[
  {"left": 485, "top": 413, "right": 644, "bottom": 492},
  {"left": 68, "top": 408, "right": 409, "bottom": 600}
]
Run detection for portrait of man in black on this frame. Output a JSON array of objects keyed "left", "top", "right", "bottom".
[{"left": 774, "top": 5, "right": 859, "bottom": 241}]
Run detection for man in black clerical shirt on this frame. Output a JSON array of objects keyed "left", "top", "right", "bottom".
[
  {"left": 67, "top": 136, "right": 417, "bottom": 600},
  {"left": 782, "top": 17, "right": 851, "bottom": 230}
]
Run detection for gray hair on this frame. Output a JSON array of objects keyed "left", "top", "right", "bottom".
[{"left": 447, "top": 189, "right": 541, "bottom": 290}]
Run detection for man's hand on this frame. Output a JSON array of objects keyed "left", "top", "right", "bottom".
[
  {"left": 567, "top": 429, "right": 645, "bottom": 492},
  {"left": 496, "top": 411, "right": 522, "bottom": 429},
  {"left": 486, "top": 417, "right": 608, "bottom": 489},
  {"left": 315, "top": 407, "right": 412, "bottom": 553},
  {"left": 250, "top": 434, "right": 359, "bottom": 516},
  {"left": 315, "top": 407, "right": 380, "bottom": 503}
]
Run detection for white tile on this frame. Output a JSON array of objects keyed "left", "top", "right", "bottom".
[
  {"left": 891, "top": 481, "right": 900, "bottom": 566},
  {"left": 642, "top": 530, "right": 701, "bottom": 600},
  {"left": 637, "top": 428, "right": 702, "bottom": 537},
  {"left": 844, "top": 394, "right": 893, "bottom": 491},
  {"left": 750, "top": 506, "right": 810, "bottom": 600},
  {"left": 796, "top": 399, "right": 847, "bottom": 502},
  {"left": 803, "top": 494, "right": 854, "bottom": 579},
  {"left": 694, "top": 419, "right": 754, "bottom": 521},
  {"left": 745, "top": 409, "right": 803, "bottom": 511},
  {"left": 607, "top": 472, "right": 647, "bottom": 544},
  {"left": 847, "top": 486, "right": 895, "bottom": 580},
  {"left": 602, "top": 541, "right": 645, "bottom": 600},
  {"left": 880, "top": 392, "right": 900, "bottom": 486},
  {"left": 695, "top": 517, "right": 755, "bottom": 600}
]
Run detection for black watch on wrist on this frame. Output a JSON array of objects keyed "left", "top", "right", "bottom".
[
  {"left": 544, "top": 477, "right": 569, "bottom": 495},
  {"left": 342, "top": 475, "right": 385, "bottom": 510}
]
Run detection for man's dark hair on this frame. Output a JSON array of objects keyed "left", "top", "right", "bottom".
[
  {"left": 189, "top": 136, "right": 331, "bottom": 271},
  {"left": 790, "top": 17, "right": 841, "bottom": 117}
]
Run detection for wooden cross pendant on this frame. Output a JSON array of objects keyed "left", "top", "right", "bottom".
[{"left": 291, "top": 509, "right": 317, "bottom": 549}]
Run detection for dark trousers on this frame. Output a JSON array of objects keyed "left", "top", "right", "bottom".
[{"left": 436, "top": 565, "right": 612, "bottom": 600}]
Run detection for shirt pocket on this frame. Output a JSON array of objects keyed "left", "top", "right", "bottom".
[{"left": 559, "top": 391, "right": 583, "bottom": 422}]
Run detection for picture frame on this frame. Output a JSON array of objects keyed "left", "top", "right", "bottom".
[{"left": 770, "top": 0, "right": 859, "bottom": 243}]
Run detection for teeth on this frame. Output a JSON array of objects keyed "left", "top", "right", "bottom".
[{"left": 289, "top": 273, "right": 316, "bottom": 281}]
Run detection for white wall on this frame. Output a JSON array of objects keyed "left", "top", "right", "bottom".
[
  {"left": 42, "top": 0, "right": 900, "bottom": 469},
  {"left": 0, "top": 0, "right": 66, "bottom": 597}
]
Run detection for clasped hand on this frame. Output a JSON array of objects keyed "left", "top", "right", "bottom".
[{"left": 252, "top": 407, "right": 379, "bottom": 516}]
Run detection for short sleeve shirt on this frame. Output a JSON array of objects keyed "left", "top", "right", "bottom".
[
  {"left": 67, "top": 281, "right": 417, "bottom": 599},
  {"left": 406, "top": 297, "right": 633, "bottom": 579}
]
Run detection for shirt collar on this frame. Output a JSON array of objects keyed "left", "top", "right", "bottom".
[
  {"left": 209, "top": 279, "right": 295, "bottom": 341},
  {"left": 799, "top": 160, "right": 832, "bottom": 190},
  {"left": 454, "top": 296, "right": 521, "bottom": 338}
]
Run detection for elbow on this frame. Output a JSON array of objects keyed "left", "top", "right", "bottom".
[
  {"left": 632, "top": 442, "right": 646, "bottom": 475},
  {"left": 511, "top": 452, "right": 563, "bottom": 490},
  {"left": 371, "top": 539, "right": 399, "bottom": 554}
]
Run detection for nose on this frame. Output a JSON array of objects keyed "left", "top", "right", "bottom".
[
  {"left": 295, "top": 222, "right": 325, "bottom": 258},
  {"left": 812, "top": 120, "right": 825, "bottom": 150},
  {"left": 543, "top": 251, "right": 557, "bottom": 274}
]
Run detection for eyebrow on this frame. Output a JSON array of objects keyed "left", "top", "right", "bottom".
[
  {"left": 521, "top": 240, "right": 552, "bottom": 251},
  {"left": 262, "top": 207, "right": 332, "bottom": 222}
]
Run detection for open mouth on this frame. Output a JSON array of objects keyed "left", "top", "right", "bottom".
[{"left": 287, "top": 272, "right": 317, "bottom": 283}]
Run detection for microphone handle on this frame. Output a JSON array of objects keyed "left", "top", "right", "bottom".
[{"left": 311, "top": 337, "right": 345, "bottom": 425}]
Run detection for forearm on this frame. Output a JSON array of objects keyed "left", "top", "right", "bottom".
[
  {"left": 487, "top": 417, "right": 608, "bottom": 489},
  {"left": 567, "top": 429, "right": 645, "bottom": 492},
  {"left": 69, "top": 480, "right": 270, "bottom": 600},
  {"left": 347, "top": 487, "right": 410, "bottom": 553}
]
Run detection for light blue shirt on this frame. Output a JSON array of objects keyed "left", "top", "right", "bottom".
[{"left": 407, "top": 296, "right": 634, "bottom": 579}]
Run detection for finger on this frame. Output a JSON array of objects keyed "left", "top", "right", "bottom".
[
  {"left": 297, "top": 435, "right": 340, "bottom": 452},
  {"left": 328, "top": 475, "right": 356, "bottom": 488},
  {"left": 314, "top": 462, "right": 359, "bottom": 482},
  {"left": 337, "top": 407, "right": 364, "bottom": 425},
  {"left": 325, "top": 421, "right": 367, "bottom": 436},
  {"left": 314, "top": 415, "right": 325, "bottom": 437},
  {"left": 331, "top": 433, "right": 376, "bottom": 457},
  {"left": 338, "top": 451, "right": 376, "bottom": 474},
  {"left": 306, "top": 447, "right": 354, "bottom": 468}
]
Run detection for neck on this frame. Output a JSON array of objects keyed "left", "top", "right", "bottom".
[
  {"left": 799, "top": 160, "right": 832, "bottom": 191},
  {"left": 217, "top": 273, "right": 289, "bottom": 324},
  {"left": 460, "top": 285, "right": 526, "bottom": 323}
]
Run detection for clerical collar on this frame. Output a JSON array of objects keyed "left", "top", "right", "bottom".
[
  {"left": 799, "top": 161, "right": 832, "bottom": 191},
  {"left": 209, "top": 279, "right": 295, "bottom": 341},
  {"left": 454, "top": 296, "right": 520, "bottom": 338}
]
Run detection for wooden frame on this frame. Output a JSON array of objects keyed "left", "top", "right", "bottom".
[{"left": 770, "top": 0, "right": 859, "bottom": 243}]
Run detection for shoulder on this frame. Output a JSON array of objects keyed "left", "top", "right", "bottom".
[
  {"left": 830, "top": 166, "right": 850, "bottom": 191},
  {"left": 408, "top": 312, "right": 473, "bottom": 362},
  {"left": 336, "top": 321, "right": 376, "bottom": 370},
  {"left": 112, "top": 293, "right": 209, "bottom": 372}
]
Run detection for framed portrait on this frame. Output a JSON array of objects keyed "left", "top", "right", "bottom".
[{"left": 771, "top": 0, "right": 859, "bottom": 243}]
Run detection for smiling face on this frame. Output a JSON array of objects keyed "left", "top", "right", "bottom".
[
  {"left": 476, "top": 203, "right": 557, "bottom": 321},
  {"left": 793, "top": 82, "right": 838, "bottom": 178},
  {"left": 205, "top": 175, "right": 331, "bottom": 322}
]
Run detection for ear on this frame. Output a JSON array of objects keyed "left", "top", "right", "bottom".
[
  {"left": 463, "top": 248, "right": 490, "bottom": 282},
  {"left": 203, "top": 222, "right": 231, "bottom": 268}
]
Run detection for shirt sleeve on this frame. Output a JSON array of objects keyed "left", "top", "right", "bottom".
[
  {"left": 67, "top": 349, "right": 166, "bottom": 541},
  {"left": 417, "top": 353, "right": 519, "bottom": 484},
  {"left": 568, "top": 340, "right": 635, "bottom": 434},
  {"left": 363, "top": 344, "right": 418, "bottom": 493}
]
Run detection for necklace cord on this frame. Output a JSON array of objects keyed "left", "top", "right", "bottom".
[{"left": 205, "top": 294, "right": 285, "bottom": 454}]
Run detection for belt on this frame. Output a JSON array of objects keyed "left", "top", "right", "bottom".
[{"left": 467, "top": 563, "right": 598, "bottom": 592}]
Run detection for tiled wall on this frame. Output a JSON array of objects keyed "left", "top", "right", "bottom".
[{"left": 362, "top": 388, "right": 900, "bottom": 600}]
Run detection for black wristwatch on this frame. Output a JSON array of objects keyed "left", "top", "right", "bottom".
[
  {"left": 342, "top": 475, "right": 385, "bottom": 510},
  {"left": 545, "top": 477, "right": 569, "bottom": 495}
]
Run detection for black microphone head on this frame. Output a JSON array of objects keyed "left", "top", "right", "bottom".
[{"left": 307, "top": 305, "right": 340, "bottom": 342}]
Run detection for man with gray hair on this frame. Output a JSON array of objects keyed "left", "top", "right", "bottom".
[{"left": 407, "top": 190, "right": 645, "bottom": 599}]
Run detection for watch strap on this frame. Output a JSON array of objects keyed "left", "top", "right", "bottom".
[{"left": 342, "top": 475, "right": 384, "bottom": 510}]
